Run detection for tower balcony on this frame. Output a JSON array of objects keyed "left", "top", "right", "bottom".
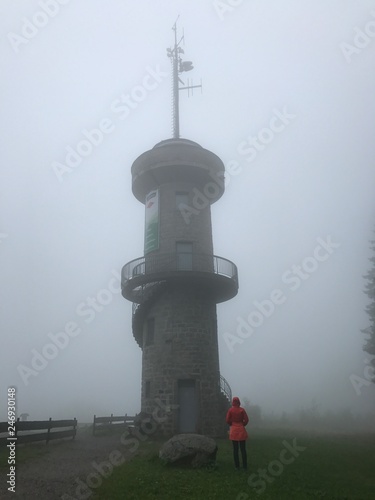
[{"left": 122, "top": 252, "right": 238, "bottom": 304}]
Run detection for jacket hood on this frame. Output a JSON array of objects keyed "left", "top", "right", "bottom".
[{"left": 232, "top": 397, "right": 241, "bottom": 407}]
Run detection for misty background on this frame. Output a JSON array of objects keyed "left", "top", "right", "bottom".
[{"left": 1, "top": 0, "right": 374, "bottom": 424}]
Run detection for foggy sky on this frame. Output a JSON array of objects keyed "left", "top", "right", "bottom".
[{"left": 1, "top": 0, "right": 375, "bottom": 423}]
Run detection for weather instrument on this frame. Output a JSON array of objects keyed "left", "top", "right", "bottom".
[{"left": 166, "top": 16, "right": 202, "bottom": 138}]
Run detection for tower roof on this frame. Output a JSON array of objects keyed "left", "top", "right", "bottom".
[
  {"left": 131, "top": 138, "right": 225, "bottom": 203},
  {"left": 154, "top": 138, "right": 201, "bottom": 148}
]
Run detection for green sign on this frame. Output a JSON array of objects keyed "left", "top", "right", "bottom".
[{"left": 144, "top": 189, "right": 159, "bottom": 254}]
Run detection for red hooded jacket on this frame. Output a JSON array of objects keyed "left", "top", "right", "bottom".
[{"left": 226, "top": 397, "right": 249, "bottom": 441}]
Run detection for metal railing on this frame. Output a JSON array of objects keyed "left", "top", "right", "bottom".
[
  {"left": 122, "top": 252, "right": 238, "bottom": 285},
  {"left": 131, "top": 280, "right": 166, "bottom": 315},
  {"left": 219, "top": 374, "right": 232, "bottom": 402}
]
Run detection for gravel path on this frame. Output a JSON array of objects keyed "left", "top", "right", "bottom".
[{"left": 0, "top": 427, "right": 135, "bottom": 499}]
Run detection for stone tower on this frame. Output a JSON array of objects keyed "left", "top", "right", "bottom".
[{"left": 121, "top": 23, "right": 238, "bottom": 437}]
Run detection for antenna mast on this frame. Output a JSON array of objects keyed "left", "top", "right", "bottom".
[{"left": 167, "top": 17, "right": 202, "bottom": 139}]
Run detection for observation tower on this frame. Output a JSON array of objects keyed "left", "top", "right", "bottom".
[{"left": 121, "top": 21, "right": 238, "bottom": 436}]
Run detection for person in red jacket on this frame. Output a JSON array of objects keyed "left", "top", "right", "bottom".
[{"left": 226, "top": 396, "right": 249, "bottom": 470}]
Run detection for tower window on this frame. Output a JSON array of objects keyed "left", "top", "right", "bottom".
[
  {"left": 145, "top": 318, "right": 155, "bottom": 346},
  {"left": 175, "top": 192, "right": 189, "bottom": 209},
  {"left": 176, "top": 242, "right": 193, "bottom": 270}
]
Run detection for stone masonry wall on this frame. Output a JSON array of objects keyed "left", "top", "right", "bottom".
[{"left": 140, "top": 285, "right": 223, "bottom": 437}]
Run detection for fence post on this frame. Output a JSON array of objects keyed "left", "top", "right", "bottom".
[
  {"left": 46, "top": 417, "right": 52, "bottom": 444},
  {"left": 73, "top": 418, "right": 77, "bottom": 440}
]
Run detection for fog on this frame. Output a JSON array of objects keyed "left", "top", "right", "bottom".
[{"left": 1, "top": 0, "right": 374, "bottom": 426}]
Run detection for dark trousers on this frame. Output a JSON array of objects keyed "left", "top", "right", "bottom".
[{"left": 232, "top": 440, "right": 247, "bottom": 469}]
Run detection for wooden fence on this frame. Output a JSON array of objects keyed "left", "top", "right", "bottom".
[
  {"left": 93, "top": 414, "right": 136, "bottom": 436},
  {"left": 0, "top": 417, "right": 77, "bottom": 446}
]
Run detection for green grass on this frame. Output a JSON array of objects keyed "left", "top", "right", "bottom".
[{"left": 92, "top": 430, "right": 375, "bottom": 500}]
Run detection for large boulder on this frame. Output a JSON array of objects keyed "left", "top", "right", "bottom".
[{"left": 159, "top": 434, "right": 218, "bottom": 467}]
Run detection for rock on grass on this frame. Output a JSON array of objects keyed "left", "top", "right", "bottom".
[{"left": 159, "top": 434, "right": 218, "bottom": 468}]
